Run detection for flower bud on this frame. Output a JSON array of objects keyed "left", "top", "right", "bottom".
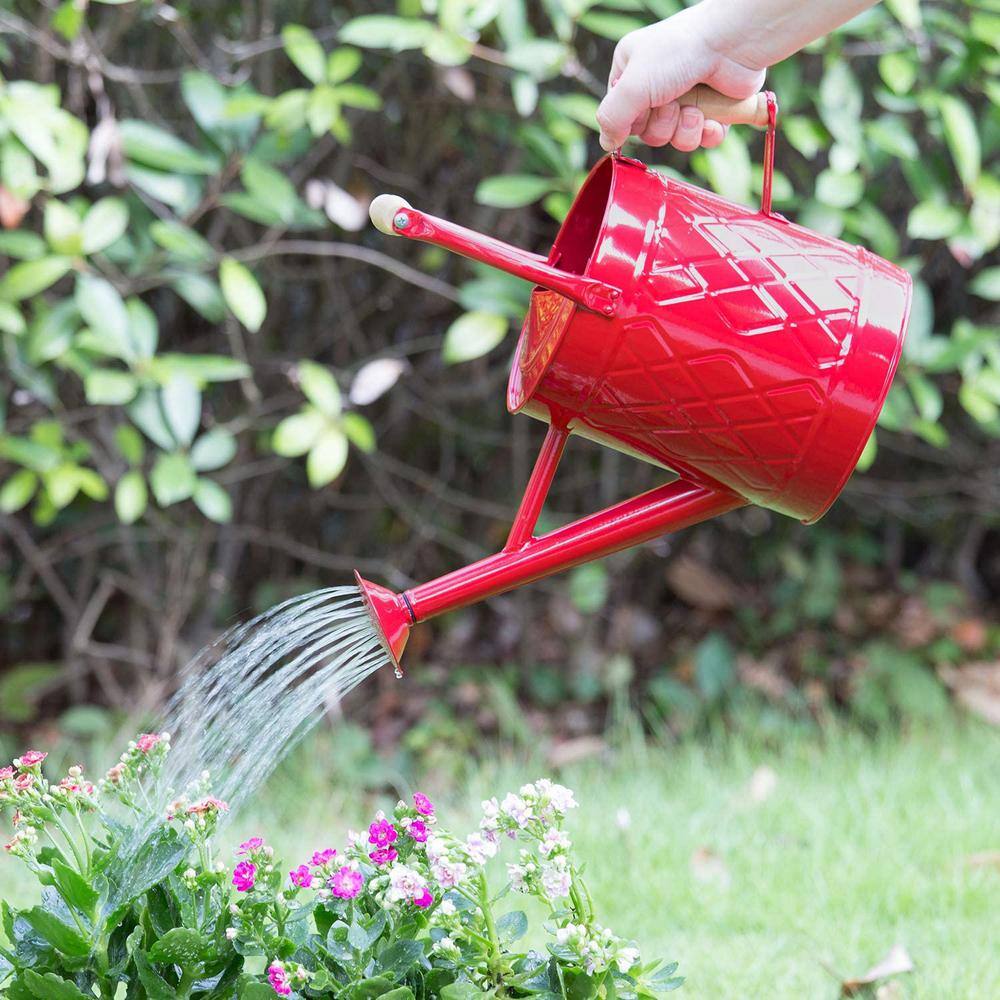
[{"left": 226, "top": 927, "right": 238, "bottom": 940}]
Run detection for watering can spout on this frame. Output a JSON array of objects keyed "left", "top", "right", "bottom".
[{"left": 355, "top": 571, "right": 411, "bottom": 677}]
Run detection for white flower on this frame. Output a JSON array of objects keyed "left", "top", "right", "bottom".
[
  {"left": 386, "top": 863, "right": 427, "bottom": 904},
  {"left": 183, "top": 868, "right": 196, "bottom": 880},
  {"left": 432, "top": 936, "right": 461, "bottom": 960},
  {"left": 464, "top": 831, "right": 498, "bottom": 864},
  {"left": 519, "top": 782, "right": 538, "bottom": 798},
  {"left": 539, "top": 828, "right": 571, "bottom": 857},
  {"left": 431, "top": 858, "right": 468, "bottom": 888},
  {"left": 507, "top": 862, "right": 528, "bottom": 892},
  {"left": 481, "top": 797, "right": 500, "bottom": 820},
  {"left": 537, "top": 779, "right": 577, "bottom": 814},
  {"left": 438, "top": 899, "right": 456, "bottom": 917},
  {"left": 541, "top": 861, "right": 572, "bottom": 899},
  {"left": 616, "top": 946, "right": 641, "bottom": 972},
  {"left": 225, "top": 927, "right": 238, "bottom": 940},
  {"left": 500, "top": 793, "right": 533, "bottom": 827}
]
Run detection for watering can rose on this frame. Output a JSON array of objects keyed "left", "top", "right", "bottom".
[{"left": 0, "top": 737, "right": 682, "bottom": 997}]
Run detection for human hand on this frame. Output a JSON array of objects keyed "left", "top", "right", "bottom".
[{"left": 596, "top": 4, "right": 767, "bottom": 153}]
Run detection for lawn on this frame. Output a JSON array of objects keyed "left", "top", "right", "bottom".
[{"left": 2, "top": 716, "right": 998, "bottom": 998}]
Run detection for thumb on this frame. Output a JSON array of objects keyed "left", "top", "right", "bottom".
[{"left": 596, "top": 69, "right": 647, "bottom": 152}]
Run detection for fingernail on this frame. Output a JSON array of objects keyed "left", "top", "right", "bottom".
[
  {"left": 681, "top": 108, "right": 700, "bottom": 128},
  {"left": 599, "top": 134, "right": 613, "bottom": 152}
]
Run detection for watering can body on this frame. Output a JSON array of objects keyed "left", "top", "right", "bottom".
[{"left": 359, "top": 91, "right": 911, "bottom": 672}]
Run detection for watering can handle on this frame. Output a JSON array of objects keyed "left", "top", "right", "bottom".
[
  {"left": 369, "top": 196, "right": 623, "bottom": 317},
  {"left": 674, "top": 86, "right": 771, "bottom": 127}
]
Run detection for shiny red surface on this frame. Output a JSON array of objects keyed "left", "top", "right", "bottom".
[{"left": 360, "top": 103, "right": 911, "bottom": 662}]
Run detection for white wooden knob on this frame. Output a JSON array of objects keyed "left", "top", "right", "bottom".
[{"left": 369, "top": 194, "right": 412, "bottom": 235}]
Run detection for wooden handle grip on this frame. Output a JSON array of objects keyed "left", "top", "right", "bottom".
[{"left": 676, "top": 86, "right": 770, "bottom": 127}]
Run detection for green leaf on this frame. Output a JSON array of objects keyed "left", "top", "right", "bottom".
[
  {"left": 0, "top": 256, "right": 73, "bottom": 301},
  {"left": 171, "top": 272, "right": 227, "bottom": 322},
  {"left": 191, "top": 428, "right": 237, "bottom": 471},
  {"left": 44, "top": 200, "right": 83, "bottom": 254},
  {"left": 307, "top": 427, "right": 349, "bottom": 487},
  {"left": 150, "top": 451, "right": 196, "bottom": 506},
  {"left": 84, "top": 369, "right": 138, "bottom": 405},
  {"left": 327, "top": 47, "right": 362, "bottom": 83},
  {"left": 22, "top": 907, "right": 91, "bottom": 958},
  {"left": 818, "top": 62, "right": 862, "bottom": 148},
  {"left": 75, "top": 274, "right": 131, "bottom": 359},
  {"left": 969, "top": 268, "right": 1000, "bottom": 301},
  {"left": 161, "top": 375, "right": 201, "bottom": 448},
  {"left": 149, "top": 220, "right": 213, "bottom": 262},
  {"left": 273, "top": 408, "right": 326, "bottom": 457},
  {"left": 694, "top": 631, "right": 736, "bottom": 701},
  {"left": 81, "top": 198, "right": 129, "bottom": 254},
  {"left": 442, "top": 311, "right": 508, "bottom": 364},
  {"left": 693, "top": 133, "right": 752, "bottom": 205},
  {"left": 342, "top": 412, "right": 376, "bottom": 453},
  {"left": 126, "top": 164, "right": 201, "bottom": 214},
  {"left": 132, "top": 951, "right": 176, "bottom": 1000},
  {"left": 23, "top": 970, "right": 89, "bottom": 1000},
  {"left": 219, "top": 257, "right": 266, "bottom": 332},
  {"left": 119, "top": 119, "right": 218, "bottom": 174},
  {"left": 439, "top": 984, "right": 487, "bottom": 1000},
  {"left": 151, "top": 353, "right": 250, "bottom": 384},
  {"left": 375, "top": 939, "right": 426, "bottom": 979},
  {"left": 241, "top": 157, "right": 300, "bottom": 224},
  {"left": 496, "top": 909, "right": 528, "bottom": 945},
  {"left": 0, "top": 469, "right": 37, "bottom": 513},
  {"left": 115, "top": 424, "right": 145, "bottom": 465},
  {"left": 193, "top": 477, "right": 232, "bottom": 523},
  {"left": 855, "top": 432, "right": 877, "bottom": 472},
  {"left": 333, "top": 83, "right": 382, "bottom": 111},
  {"left": 299, "top": 361, "right": 342, "bottom": 416},
  {"left": 0, "top": 301, "right": 25, "bottom": 335},
  {"left": 181, "top": 70, "right": 229, "bottom": 135},
  {"left": 815, "top": 169, "right": 863, "bottom": 209},
  {"left": 938, "top": 95, "right": 980, "bottom": 190},
  {"left": 907, "top": 201, "right": 963, "bottom": 240},
  {"left": 283, "top": 25, "right": 327, "bottom": 84},
  {"left": 0, "top": 230, "right": 47, "bottom": 260},
  {"left": 878, "top": 52, "right": 917, "bottom": 95},
  {"left": 474, "top": 174, "right": 555, "bottom": 208},
  {"left": 339, "top": 15, "right": 436, "bottom": 51},
  {"left": 114, "top": 470, "right": 147, "bottom": 525},
  {"left": 129, "top": 388, "right": 176, "bottom": 450},
  {"left": 148, "top": 926, "right": 209, "bottom": 968},
  {"left": 884, "top": 0, "right": 921, "bottom": 29},
  {"left": 579, "top": 11, "right": 645, "bottom": 39},
  {"left": 51, "top": 858, "right": 99, "bottom": 915},
  {"left": 545, "top": 93, "right": 600, "bottom": 132},
  {"left": 126, "top": 297, "right": 158, "bottom": 359}
]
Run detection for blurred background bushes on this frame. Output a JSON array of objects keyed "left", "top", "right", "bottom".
[{"left": 0, "top": 0, "right": 997, "bottom": 761}]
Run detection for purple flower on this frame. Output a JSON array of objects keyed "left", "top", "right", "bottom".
[
  {"left": 413, "top": 792, "right": 434, "bottom": 816},
  {"left": 369, "top": 847, "right": 398, "bottom": 866},
  {"left": 408, "top": 819, "right": 429, "bottom": 843},
  {"left": 368, "top": 818, "right": 398, "bottom": 848},
  {"left": 329, "top": 865, "right": 364, "bottom": 899},
  {"left": 310, "top": 848, "right": 337, "bottom": 867},
  {"left": 232, "top": 860, "right": 257, "bottom": 892},
  {"left": 267, "top": 962, "right": 292, "bottom": 997},
  {"left": 413, "top": 887, "right": 434, "bottom": 909},
  {"left": 289, "top": 864, "right": 314, "bottom": 889},
  {"left": 237, "top": 837, "right": 264, "bottom": 856}
]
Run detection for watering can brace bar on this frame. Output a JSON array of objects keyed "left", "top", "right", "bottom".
[{"left": 358, "top": 89, "right": 912, "bottom": 674}]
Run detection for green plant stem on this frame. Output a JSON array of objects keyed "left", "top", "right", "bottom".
[
  {"left": 50, "top": 814, "right": 87, "bottom": 873},
  {"left": 477, "top": 872, "right": 502, "bottom": 974},
  {"left": 70, "top": 804, "right": 92, "bottom": 873}
]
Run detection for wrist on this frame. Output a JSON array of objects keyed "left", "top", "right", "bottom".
[{"left": 694, "top": 0, "right": 769, "bottom": 73}]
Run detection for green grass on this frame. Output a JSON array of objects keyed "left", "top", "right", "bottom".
[{"left": 2, "top": 717, "right": 998, "bottom": 997}]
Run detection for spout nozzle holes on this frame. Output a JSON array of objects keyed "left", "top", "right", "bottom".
[{"left": 370, "top": 194, "right": 412, "bottom": 235}]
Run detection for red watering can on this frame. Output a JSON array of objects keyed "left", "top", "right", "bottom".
[{"left": 357, "top": 88, "right": 911, "bottom": 674}]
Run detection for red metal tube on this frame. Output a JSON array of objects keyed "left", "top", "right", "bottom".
[
  {"left": 404, "top": 480, "right": 745, "bottom": 623},
  {"left": 504, "top": 424, "right": 569, "bottom": 551}
]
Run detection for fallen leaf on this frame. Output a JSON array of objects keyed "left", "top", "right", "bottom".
[
  {"left": 349, "top": 357, "right": 408, "bottom": 405},
  {"left": 841, "top": 943, "right": 913, "bottom": 997},
  {"left": 664, "top": 554, "right": 740, "bottom": 611},
  {"left": 940, "top": 662, "right": 1000, "bottom": 726},
  {"left": 746, "top": 765, "right": 778, "bottom": 803},
  {"left": 690, "top": 846, "right": 731, "bottom": 888},
  {"left": 738, "top": 655, "right": 792, "bottom": 702}
]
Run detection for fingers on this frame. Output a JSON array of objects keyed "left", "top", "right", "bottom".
[
  {"left": 671, "top": 106, "right": 704, "bottom": 152},
  {"left": 597, "top": 69, "right": 647, "bottom": 152},
  {"left": 700, "top": 120, "right": 728, "bottom": 149},
  {"left": 637, "top": 103, "right": 680, "bottom": 147}
]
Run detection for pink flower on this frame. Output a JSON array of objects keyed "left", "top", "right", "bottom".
[
  {"left": 369, "top": 847, "right": 397, "bottom": 866},
  {"left": 105, "top": 763, "right": 125, "bottom": 784},
  {"left": 407, "top": 819, "right": 429, "bottom": 843},
  {"left": 237, "top": 837, "right": 264, "bottom": 855},
  {"left": 267, "top": 962, "right": 292, "bottom": 997},
  {"left": 13, "top": 773, "right": 33, "bottom": 792},
  {"left": 136, "top": 733, "right": 161, "bottom": 753},
  {"left": 289, "top": 864, "right": 314, "bottom": 889},
  {"left": 0, "top": 767, "right": 14, "bottom": 781},
  {"left": 310, "top": 848, "right": 337, "bottom": 867},
  {"left": 19, "top": 751, "right": 46, "bottom": 768},
  {"left": 368, "top": 818, "right": 398, "bottom": 848},
  {"left": 328, "top": 865, "right": 364, "bottom": 899},
  {"left": 232, "top": 861, "right": 257, "bottom": 892},
  {"left": 413, "top": 888, "right": 434, "bottom": 909},
  {"left": 413, "top": 792, "right": 434, "bottom": 816}
]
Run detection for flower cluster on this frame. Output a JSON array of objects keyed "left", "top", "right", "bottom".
[
  {"left": 554, "top": 922, "right": 642, "bottom": 976},
  {"left": 100, "top": 732, "right": 171, "bottom": 805}
]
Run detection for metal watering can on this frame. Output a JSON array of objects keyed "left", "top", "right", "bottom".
[{"left": 356, "top": 88, "right": 912, "bottom": 674}]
